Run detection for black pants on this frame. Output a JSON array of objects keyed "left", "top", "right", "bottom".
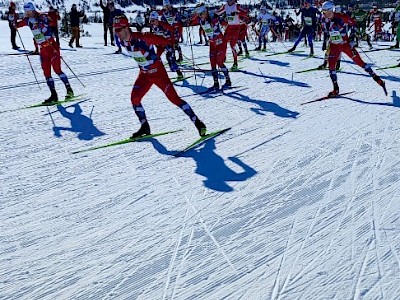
[
  {"left": 103, "top": 23, "right": 114, "bottom": 45},
  {"left": 9, "top": 25, "right": 18, "bottom": 48}
]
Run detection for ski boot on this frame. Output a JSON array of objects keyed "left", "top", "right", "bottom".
[
  {"left": 317, "top": 63, "right": 327, "bottom": 70},
  {"left": 254, "top": 46, "right": 261, "bottom": 51},
  {"left": 390, "top": 41, "right": 399, "bottom": 49},
  {"left": 209, "top": 81, "right": 219, "bottom": 91},
  {"left": 194, "top": 118, "right": 207, "bottom": 136},
  {"left": 262, "top": 47, "right": 266, "bottom": 51},
  {"left": 230, "top": 63, "right": 238, "bottom": 71},
  {"left": 376, "top": 78, "right": 387, "bottom": 96},
  {"left": 237, "top": 49, "right": 243, "bottom": 56},
  {"left": 245, "top": 51, "right": 250, "bottom": 58},
  {"left": 328, "top": 83, "right": 339, "bottom": 98},
  {"left": 177, "top": 70, "right": 184, "bottom": 80},
  {"left": 221, "top": 78, "right": 232, "bottom": 89},
  {"left": 130, "top": 121, "right": 150, "bottom": 139},
  {"left": 43, "top": 90, "right": 58, "bottom": 105},
  {"left": 66, "top": 87, "right": 74, "bottom": 99},
  {"left": 287, "top": 46, "right": 296, "bottom": 53},
  {"left": 114, "top": 47, "right": 122, "bottom": 54}
]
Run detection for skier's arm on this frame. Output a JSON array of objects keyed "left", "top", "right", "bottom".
[
  {"left": 131, "top": 32, "right": 174, "bottom": 46},
  {"left": 16, "top": 17, "right": 28, "bottom": 28}
]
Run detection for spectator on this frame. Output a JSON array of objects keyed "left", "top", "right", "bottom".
[
  {"left": 6, "top": 2, "right": 20, "bottom": 50},
  {"left": 135, "top": 11, "right": 145, "bottom": 32},
  {"left": 69, "top": 4, "right": 84, "bottom": 48},
  {"left": 100, "top": 0, "right": 114, "bottom": 46}
]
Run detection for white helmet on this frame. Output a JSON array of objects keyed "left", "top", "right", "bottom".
[
  {"left": 149, "top": 11, "right": 159, "bottom": 20},
  {"left": 321, "top": 1, "right": 335, "bottom": 11}
]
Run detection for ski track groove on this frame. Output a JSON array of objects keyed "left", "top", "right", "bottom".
[
  {"left": 170, "top": 227, "right": 195, "bottom": 300},
  {"left": 288, "top": 130, "right": 365, "bottom": 284},
  {"left": 162, "top": 207, "right": 190, "bottom": 300},
  {"left": 352, "top": 237, "right": 373, "bottom": 300},
  {"left": 270, "top": 218, "right": 296, "bottom": 300}
]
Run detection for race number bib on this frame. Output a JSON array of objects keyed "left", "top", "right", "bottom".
[
  {"left": 132, "top": 51, "right": 150, "bottom": 67},
  {"left": 330, "top": 31, "right": 343, "bottom": 44},
  {"left": 32, "top": 28, "right": 46, "bottom": 43},
  {"left": 304, "top": 17, "right": 312, "bottom": 26},
  {"left": 165, "top": 16, "right": 174, "bottom": 25},
  {"left": 202, "top": 23, "right": 214, "bottom": 38}
]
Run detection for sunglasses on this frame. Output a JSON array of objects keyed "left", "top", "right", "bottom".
[{"left": 114, "top": 27, "right": 124, "bottom": 32}]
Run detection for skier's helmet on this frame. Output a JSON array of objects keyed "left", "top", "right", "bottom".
[
  {"left": 113, "top": 15, "right": 129, "bottom": 29},
  {"left": 321, "top": 1, "right": 335, "bottom": 12},
  {"left": 149, "top": 11, "right": 159, "bottom": 20},
  {"left": 23, "top": 2, "right": 35, "bottom": 12}
]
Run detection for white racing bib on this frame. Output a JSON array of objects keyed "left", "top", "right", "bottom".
[
  {"left": 132, "top": 51, "right": 150, "bottom": 67},
  {"left": 330, "top": 31, "right": 343, "bottom": 44},
  {"left": 202, "top": 23, "right": 214, "bottom": 38},
  {"left": 304, "top": 17, "right": 313, "bottom": 26},
  {"left": 32, "top": 28, "right": 46, "bottom": 44}
]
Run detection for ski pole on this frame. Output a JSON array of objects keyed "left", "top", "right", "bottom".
[
  {"left": 48, "top": 42, "right": 86, "bottom": 88},
  {"left": 186, "top": 26, "right": 198, "bottom": 87},
  {"left": 16, "top": 30, "right": 41, "bottom": 90}
]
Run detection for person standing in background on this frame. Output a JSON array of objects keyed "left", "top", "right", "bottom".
[
  {"left": 135, "top": 11, "right": 145, "bottom": 33},
  {"left": 69, "top": 4, "right": 84, "bottom": 48},
  {"left": 6, "top": 2, "right": 20, "bottom": 50},
  {"left": 48, "top": 6, "right": 61, "bottom": 46},
  {"left": 100, "top": 0, "right": 114, "bottom": 46}
]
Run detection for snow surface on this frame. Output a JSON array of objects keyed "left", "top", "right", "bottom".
[{"left": 1, "top": 20, "right": 400, "bottom": 300}]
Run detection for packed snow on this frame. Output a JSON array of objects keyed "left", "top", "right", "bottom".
[{"left": 1, "top": 20, "right": 400, "bottom": 300}]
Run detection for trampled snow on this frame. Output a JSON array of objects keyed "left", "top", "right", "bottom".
[{"left": 1, "top": 21, "right": 400, "bottom": 300}]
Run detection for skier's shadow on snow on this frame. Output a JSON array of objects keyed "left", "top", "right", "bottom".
[
  {"left": 149, "top": 139, "right": 257, "bottom": 192},
  {"left": 340, "top": 90, "right": 400, "bottom": 108},
  {"left": 224, "top": 90, "right": 300, "bottom": 118},
  {"left": 249, "top": 57, "right": 290, "bottom": 67},
  {"left": 239, "top": 69, "right": 310, "bottom": 87},
  {"left": 52, "top": 104, "right": 105, "bottom": 140},
  {"left": 185, "top": 140, "right": 257, "bottom": 192}
]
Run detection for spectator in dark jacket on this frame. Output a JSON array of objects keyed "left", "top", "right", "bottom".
[
  {"left": 100, "top": 0, "right": 114, "bottom": 46},
  {"left": 69, "top": 4, "right": 84, "bottom": 48},
  {"left": 6, "top": 2, "right": 20, "bottom": 50}
]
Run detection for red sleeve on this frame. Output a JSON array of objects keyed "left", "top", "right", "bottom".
[
  {"left": 339, "top": 13, "right": 356, "bottom": 26},
  {"left": 131, "top": 32, "right": 172, "bottom": 46},
  {"left": 16, "top": 17, "right": 28, "bottom": 28},
  {"left": 159, "top": 21, "right": 175, "bottom": 33},
  {"left": 216, "top": 4, "right": 226, "bottom": 15},
  {"left": 188, "top": 16, "right": 200, "bottom": 26}
]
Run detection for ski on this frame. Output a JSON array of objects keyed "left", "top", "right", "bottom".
[
  {"left": 171, "top": 76, "right": 192, "bottom": 83},
  {"left": 174, "top": 128, "right": 231, "bottom": 157},
  {"left": 265, "top": 50, "right": 305, "bottom": 57},
  {"left": 296, "top": 67, "right": 342, "bottom": 73},
  {"left": 23, "top": 94, "right": 86, "bottom": 109},
  {"left": 296, "top": 66, "right": 325, "bottom": 73},
  {"left": 186, "top": 85, "right": 242, "bottom": 97},
  {"left": 73, "top": 129, "right": 182, "bottom": 154},
  {"left": 377, "top": 63, "right": 400, "bottom": 70},
  {"left": 363, "top": 47, "right": 391, "bottom": 53},
  {"left": 300, "top": 91, "right": 355, "bottom": 105}
]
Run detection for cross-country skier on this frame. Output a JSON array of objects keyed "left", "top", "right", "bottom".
[
  {"left": 112, "top": 15, "right": 207, "bottom": 138},
  {"left": 321, "top": 1, "right": 387, "bottom": 97},
  {"left": 287, "top": 0, "right": 321, "bottom": 56},
  {"left": 17, "top": 2, "right": 74, "bottom": 104},
  {"left": 149, "top": 11, "right": 184, "bottom": 80},
  {"left": 216, "top": 0, "right": 248, "bottom": 71},
  {"left": 254, "top": 5, "right": 275, "bottom": 51},
  {"left": 189, "top": 4, "right": 231, "bottom": 90}
]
